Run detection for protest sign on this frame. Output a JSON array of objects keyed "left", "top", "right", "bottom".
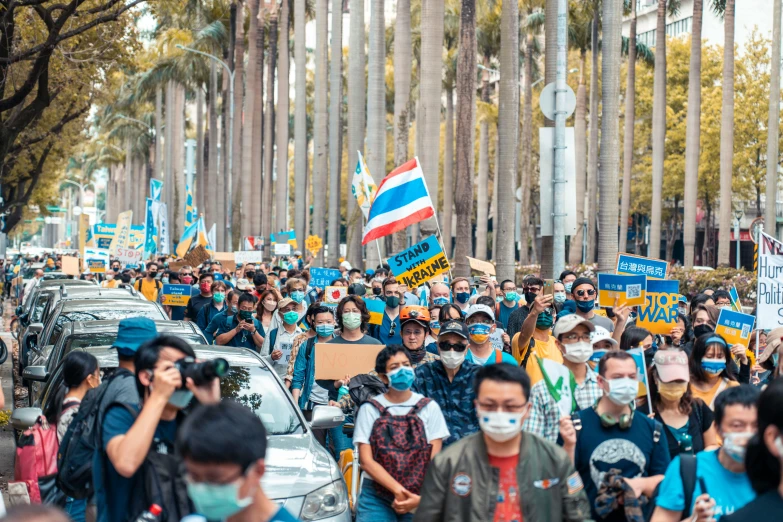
[
  {"left": 364, "top": 298, "right": 385, "bottom": 325},
  {"left": 756, "top": 232, "right": 783, "bottom": 329},
  {"left": 306, "top": 235, "right": 323, "bottom": 256},
  {"left": 616, "top": 253, "right": 668, "bottom": 280},
  {"left": 92, "top": 223, "right": 146, "bottom": 250},
  {"left": 108, "top": 211, "right": 133, "bottom": 255},
  {"left": 466, "top": 256, "right": 496, "bottom": 276},
  {"left": 310, "top": 268, "right": 342, "bottom": 290},
  {"left": 183, "top": 245, "right": 210, "bottom": 267},
  {"left": 84, "top": 247, "right": 109, "bottom": 273},
  {"left": 160, "top": 284, "right": 193, "bottom": 306},
  {"left": 597, "top": 273, "right": 647, "bottom": 307},
  {"left": 271, "top": 230, "right": 298, "bottom": 248},
  {"left": 315, "top": 343, "right": 385, "bottom": 380},
  {"left": 627, "top": 348, "right": 652, "bottom": 405},
  {"left": 324, "top": 286, "right": 347, "bottom": 305},
  {"left": 168, "top": 261, "right": 185, "bottom": 273},
  {"left": 62, "top": 256, "right": 80, "bottom": 276},
  {"left": 116, "top": 246, "right": 142, "bottom": 268},
  {"left": 387, "top": 235, "right": 450, "bottom": 287},
  {"left": 637, "top": 279, "right": 680, "bottom": 335},
  {"left": 213, "top": 252, "right": 236, "bottom": 272},
  {"left": 274, "top": 243, "right": 292, "bottom": 256},
  {"left": 716, "top": 309, "right": 755, "bottom": 348},
  {"left": 234, "top": 250, "right": 264, "bottom": 265}
]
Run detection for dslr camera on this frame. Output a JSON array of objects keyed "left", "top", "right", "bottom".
[{"left": 174, "top": 356, "right": 229, "bottom": 387}]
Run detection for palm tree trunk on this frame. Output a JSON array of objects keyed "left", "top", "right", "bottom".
[
  {"left": 275, "top": 0, "right": 290, "bottom": 242},
  {"left": 540, "top": 0, "right": 558, "bottom": 277},
  {"left": 208, "top": 61, "right": 219, "bottom": 237},
  {"left": 155, "top": 86, "right": 163, "bottom": 182},
  {"left": 326, "top": 0, "right": 343, "bottom": 266},
  {"left": 683, "top": 0, "right": 704, "bottom": 266},
  {"left": 312, "top": 0, "right": 329, "bottom": 265},
  {"left": 619, "top": 0, "right": 636, "bottom": 254},
  {"left": 586, "top": 13, "right": 599, "bottom": 264},
  {"left": 651, "top": 0, "right": 666, "bottom": 262},
  {"left": 241, "top": 0, "right": 258, "bottom": 239},
  {"left": 419, "top": 0, "right": 444, "bottom": 240},
  {"left": 519, "top": 30, "right": 533, "bottom": 265},
  {"left": 476, "top": 60, "right": 490, "bottom": 261},
  {"left": 164, "top": 81, "right": 174, "bottom": 240},
  {"left": 196, "top": 87, "right": 205, "bottom": 219},
  {"left": 232, "top": 1, "right": 246, "bottom": 247},
  {"left": 717, "top": 0, "right": 735, "bottom": 265},
  {"left": 766, "top": 0, "right": 781, "bottom": 237},
  {"left": 174, "top": 83, "right": 187, "bottom": 242},
  {"left": 454, "top": 0, "right": 476, "bottom": 277},
  {"left": 293, "top": 0, "right": 307, "bottom": 244},
  {"left": 443, "top": 88, "right": 455, "bottom": 258},
  {"left": 597, "top": 0, "right": 621, "bottom": 271},
  {"left": 252, "top": 7, "right": 265, "bottom": 237},
  {"left": 366, "top": 0, "right": 386, "bottom": 267},
  {"left": 124, "top": 138, "right": 133, "bottom": 213},
  {"left": 262, "top": 9, "right": 278, "bottom": 256},
  {"left": 346, "top": 0, "right": 365, "bottom": 267},
  {"left": 492, "top": 139, "right": 499, "bottom": 261},
  {"left": 392, "top": 0, "right": 412, "bottom": 254},
  {"left": 570, "top": 50, "right": 587, "bottom": 265}
]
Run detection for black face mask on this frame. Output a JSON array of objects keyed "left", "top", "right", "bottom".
[
  {"left": 246, "top": 271, "right": 256, "bottom": 280},
  {"left": 524, "top": 292, "right": 537, "bottom": 305},
  {"left": 372, "top": 288, "right": 382, "bottom": 296},
  {"left": 409, "top": 347, "right": 426, "bottom": 364},
  {"left": 693, "top": 324, "right": 713, "bottom": 338}
]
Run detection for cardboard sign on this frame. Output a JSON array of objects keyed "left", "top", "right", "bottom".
[
  {"left": 161, "top": 284, "right": 193, "bottom": 306},
  {"left": 214, "top": 252, "right": 237, "bottom": 272},
  {"left": 274, "top": 243, "right": 292, "bottom": 256},
  {"left": 616, "top": 253, "right": 668, "bottom": 280},
  {"left": 637, "top": 279, "right": 680, "bottom": 335},
  {"left": 168, "top": 261, "right": 185, "bottom": 273},
  {"left": 310, "top": 267, "right": 342, "bottom": 290},
  {"left": 116, "top": 246, "right": 143, "bottom": 267},
  {"left": 597, "top": 273, "right": 647, "bottom": 307},
  {"left": 314, "top": 343, "right": 385, "bottom": 380},
  {"left": 324, "top": 286, "right": 347, "bottom": 305},
  {"left": 183, "top": 245, "right": 210, "bottom": 267},
  {"left": 364, "top": 298, "right": 385, "bottom": 325},
  {"left": 716, "top": 309, "right": 756, "bottom": 347},
  {"left": 62, "top": 256, "right": 80, "bottom": 276},
  {"left": 466, "top": 256, "right": 496, "bottom": 276},
  {"left": 234, "top": 250, "right": 264, "bottom": 265},
  {"left": 387, "top": 236, "right": 450, "bottom": 288},
  {"left": 108, "top": 211, "right": 133, "bottom": 255}
]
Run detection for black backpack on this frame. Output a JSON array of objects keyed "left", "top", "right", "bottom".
[
  {"left": 347, "top": 374, "right": 387, "bottom": 413},
  {"left": 56, "top": 369, "right": 132, "bottom": 499}
]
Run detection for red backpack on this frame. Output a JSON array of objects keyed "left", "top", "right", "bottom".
[{"left": 367, "top": 397, "right": 433, "bottom": 500}]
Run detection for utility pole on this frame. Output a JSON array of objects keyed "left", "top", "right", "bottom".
[{"left": 552, "top": 0, "right": 568, "bottom": 277}]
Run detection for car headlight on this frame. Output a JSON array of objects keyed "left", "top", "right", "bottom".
[{"left": 300, "top": 479, "right": 348, "bottom": 520}]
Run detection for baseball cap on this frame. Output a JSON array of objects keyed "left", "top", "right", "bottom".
[
  {"left": 653, "top": 349, "right": 690, "bottom": 382},
  {"left": 552, "top": 314, "right": 596, "bottom": 338},
  {"left": 465, "top": 304, "right": 495, "bottom": 322},
  {"left": 112, "top": 317, "right": 158, "bottom": 357},
  {"left": 438, "top": 320, "right": 469, "bottom": 340},
  {"left": 590, "top": 325, "right": 618, "bottom": 347},
  {"left": 277, "top": 297, "right": 295, "bottom": 310},
  {"left": 236, "top": 278, "right": 253, "bottom": 291},
  {"left": 678, "top": 294, "right": 688, "bottom": 304}
]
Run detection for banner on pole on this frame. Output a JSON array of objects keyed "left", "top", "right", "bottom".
[
  {"left": 158, "top": 203, "right": 170, "bottom": 255},
  {"left": 387, "top": 235, "right": 450, "bottom": 288},
  {"left": 597, "top": 273, "right": 647, "bottom": 307},
  {"left": 144, "top": 198, "right": 157, "bottom": 259},
  {"left": 150, "top": 179, "right": 164, "bottom": 202},
  {"left": 616, "top": 253, "right": 668, "bottom": 280},
  {"left": 92, "top": 223, "right": 144, "bottom": 250},
  {"left": 715, "top": 309, "right": 755, "bottom": 348},
  {"left": 637, "top": 279, "right": 680, "bottom": 335}
]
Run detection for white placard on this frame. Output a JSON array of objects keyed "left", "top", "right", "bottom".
[
  {"left": 274, "top": 243, "right": 292, "bottom": 256},
  {"left": 234, "top": 250, "right": 265, "bottom": 264},
  {"left": 116, "top": 246, "right": 143, "bottom": 267}
]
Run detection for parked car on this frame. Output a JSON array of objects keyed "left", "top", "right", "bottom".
[{"left": 13, "top": 345, "right": 351, "bottom": 522}]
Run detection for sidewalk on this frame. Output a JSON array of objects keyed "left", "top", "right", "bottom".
[{"left": 0, "top": 304, "right": 15, "bottom": 503}]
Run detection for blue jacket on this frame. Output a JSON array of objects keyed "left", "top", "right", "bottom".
[
  {"left": 205, "top": 311, "right": 265, "bottom": 349},
  {"left": 291, "top": 336, "right": 338, "bottom": 409},
  {"left": 196, "top": 302, "right": 226, "bottom": 334}
]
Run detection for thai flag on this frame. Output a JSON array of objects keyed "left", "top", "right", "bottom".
[{"left": 362, "top": 157, "right": 435, "bottom": 245}]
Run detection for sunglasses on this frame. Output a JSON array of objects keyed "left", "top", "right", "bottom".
[
  {"left": 438, "top": 341, "right": 468, "bottom": 352},
  {"left": 575, "top": 289, "right": 596, "bottom": 297},
  {"left": 389, "top": 322, "right": 396, "bottom": 337}
]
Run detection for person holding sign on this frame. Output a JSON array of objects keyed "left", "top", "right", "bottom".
[
  {"left": 689, "top": 334, "right": 741, "bottom": 409},
  {"left": 262, "top": 298, "right": 305, "bottom": 379},
  {"left": 368, "top": 277, "right": 404, "bottom": 346},
  {"left": 571, "top": 278, "right": 616, "bottom": 333},
  {"left": 512, "top": 293, "right": 564, "bottom": 386},
  {"left": 215, "top": 293, "right": 264, "bottom": 352}
]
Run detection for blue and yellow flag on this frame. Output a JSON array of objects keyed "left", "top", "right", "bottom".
[
  {"left": 185, "top": 185, "right": 195, "bottom": 229},
  {"left": 175, "top": 216, "right": 212, "bottom": 259},
  {"left": 364, "top": 298, "right": 385, "bottom": 326},
  {"left": 271, "top": 229, "right": 298, "bottom": 249}
]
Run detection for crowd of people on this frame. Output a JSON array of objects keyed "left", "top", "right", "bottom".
[{"left": 7, "top": 252, "right": 783, "bottom": 522}]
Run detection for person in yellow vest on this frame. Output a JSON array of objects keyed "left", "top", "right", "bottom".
[
  {"left": 134, "top": 262, "right": 161, "bottom": 301},
  {"left": 102, "top": 269, "right": 121, "bottom": 288}
]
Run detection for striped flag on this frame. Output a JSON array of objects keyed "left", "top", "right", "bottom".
[{"left": 362, "top": 157, "right": 435, "bottom": 245}]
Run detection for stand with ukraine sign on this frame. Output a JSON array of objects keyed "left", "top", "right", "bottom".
[{"left": 386, "top": 235, "right": 451, "bottom": 287}]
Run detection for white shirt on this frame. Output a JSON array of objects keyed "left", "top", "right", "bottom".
[
  {"left": 353, "top": 392, "right": 450, "bottom": 446},
  {"left": 23, "top": 277, "right": 40, "bottom": 301},
  {"left": 262, "top": 326, "right": 303, "bottom": 378}
]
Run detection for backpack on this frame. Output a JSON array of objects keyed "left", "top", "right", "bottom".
[
  {"left": 106, "top": 403, "right": 192, "bottom": 522},
  {"left": 347, "top": 374, "right": 387, "bottom": 413},
  {"left": 12, "top": 415, "right": 63, "bottom": 505},
  {"left": 645, "top": 454, "right": 697, "bottom": 522},
  {"left": 135, "top": 278, "right": 162, "bottom": 295},
  {"left": 366, "top": 397, "right": 433, "bottom": 501},
  {"left": 56, "top": 369, "right": 132, "bottom": 499}
]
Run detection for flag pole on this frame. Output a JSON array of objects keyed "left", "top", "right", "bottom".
[
  {"left": 374, "top": 239, "right": 383, "bottom": 269},
  {"left": 415, "top": 156, "right": 455, "bottom": 280}
]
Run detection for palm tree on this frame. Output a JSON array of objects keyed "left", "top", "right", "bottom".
[
  {"left": 650, "top": 0, "right": 666, "bottom": 261},
  {"left": 241, "top": 0, "right": 259, "bottom": 238},
  {"left": 207, "top": 63, "right": 219, "bottom": 232},
  {"left": 393, "top": 0, "right": 412, "bottom": 253},
  {"left": 419, "top": 0, "right": 445, "bottom": 241},
  {"left": 441, "top": 1, "right": 459, "bottom": 258},
  {"left": 495, "top": 0, "right": 519, "bottom": 278},
  {"left": 346, "top": 0, "right": 366, "bottom": 267},
  {"left": 366, "top": 0, "right": 386, "bottom": 267},
  {"left": 519, "top": 28, "right": 535, "bottom": 266},
  {"left": 231, "top": 1, "right": 246, "bottom": 246},
  {"left": 275, "top": 0, "right": 290, "bottom": 243},
  {"left": 619, "top": 0, "right": 636, "bottom": 254},
  {"left": 765, "top": 0, "right": 781, "bottom": 236},
  {"left": 262, "top": 6, "right": 278, "bottom": 254},
  {"left": 326, "top": 0, "right": 343, "bottom": 266},
  {"left": 586, "top": 11, "right": 598, "bottom": 264},
  {"left": 294, "top": 0, "right": 307, "bottom": 243},
  {"left": 597, "top": 0, "right": 621, "bottom": 271},
  {"left": 454, "top": 0, "right": 477, "bottom": 276},
  {"left": 312, "top": 0, "right": 329, "bottom": 264},
  {"left": 251, "top": 3, "right": 265, "bottom": 236},
  {"left": 717, "top": 0, "right": 735, "bottom": 265}
]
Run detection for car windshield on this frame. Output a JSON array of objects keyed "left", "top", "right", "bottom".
[
  {"left": 220, "top": 366, "right": 303, "bottom": 436},
  {"left": 42, "top": 273, "right": 67, "bottom": 280},
  {"left": 58, "top": 308, "right": 163, "bottom": 324}
]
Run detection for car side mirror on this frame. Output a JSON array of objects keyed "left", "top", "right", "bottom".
[
  {"left": 15, "top": 305, "right": 22, "bottom": 316},
  {"left": 22, "top": 365, "right": 49, "bottom": 382},
  {"left": 0, "top": 338, "right": 7, "bottom": 366},
  {"left": 10, "top": 408, "right": 43, "bottom": 431},
  {"left": 309, "top": 405, "right": 345, "bottom": 430}
]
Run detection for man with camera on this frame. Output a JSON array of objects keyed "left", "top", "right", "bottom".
[{"left": 96, "top": 336, "right": 224, "bottom": 522}]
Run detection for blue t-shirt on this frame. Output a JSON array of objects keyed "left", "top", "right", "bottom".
[
  {"left": 97, "top": 404, "right": 178, "bottom": 522},
  {"left": 169, "top": 305, "right": 186, "bottom": 321},
  {"left": 378, "top": 312, "right": 402, "bottom": 345},
  {"left": 574, "top": 406, "right": 671, "bottom": 522},
  {"left": 465, "top": 348, "right": 517, "bottom": 366},
  {"left": 656, "top": 450, "right": 756, "bottom": 519},
  {"left": 497, "top": 301, "right": 519, "bottom": 330}
]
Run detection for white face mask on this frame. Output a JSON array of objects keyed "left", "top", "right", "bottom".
[
  {"left": 477, "top": 409, "right": 527, "bottom": 443},
  {"left": 605, "top": 377, "right": 639, "bottom": 406},
  {"left": 563, "top": 341, "right": 593, "bottom": 364},
  {"left": 722, "top": 431, "right": 754, "bottom": 463},
  {"left": 440, "top": 350, "right": 465, "bottom": 369}
]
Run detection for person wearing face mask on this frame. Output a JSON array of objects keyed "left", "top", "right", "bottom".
[
  {"left": 368, "top": 277, "right": 404, "bottom": 345},
  {"left": 464, "top": 304, "right": 517, "bottom": 366},
  {"left": 329, "top": 296, "right": 382, "bottom": 345},
  {"left": 505, "top": 276, "right": 544, "bottom": 339},
  {"left": 713, "top": 290, "right": 733, "bottom": 309},
  {"left": 667, "top": 313, "right": 691, "bottom": 349},
  {"left": 512, "top": 293, "right": 564, "bottom": 386},
  {"left": 204, "top": 290, "right": 240, "bottom": 343},
  {"left": 196, "top": 280, "right": 229, "bottom": 334},
  {"left": 570, "top": 278, "right": 626, "bottom": 339},
  {"left": 690, "top": 334, "right": 741, "bottom": 409},
  {"left": 185, "top": 273, "right": 214, "bottom": 322},
  {"left": 678, "top": 294, "right": 689, "bottom": 317},
  {"left": 524, "top": 315, "right": 603, "bottom": 443},
  {"left": 415, "top": 363, "right": 590, "bottom": 522},
  {"left": 723, "top": 380, "right": 783, "bottom": 521},
  {"left": 560, "top": 270, "right": 578, "bottom": 300},
  {"left": 690, "top": 304, "right": 753, "bottom": 383},
  {"left": 561, "top": 351, "right": 671, "bottom": 522},
  {"left": 450, "top": 277, "right": 472, "bottom": 314},
  {"left": 495, "top": 279, "right": 522, "bottom": 330},
  {"left": 425, "top": 305, "right": 442, "bottom": 350},
  {"left": 261, "top": 297, "right": 303, "bottom": 378},
  {"left": 587, "top": 326, "right": 620, "bottom": 370},
  {"left": 98, "top": 336, "right": 221, "bottom": 522},
  {"left": 649, "top": 350, "right": 718, "bottom": 460},
  {"left": 101, "top": 269, "right": 120, "bottom": 288},
  {"left": 216, "top": 293, "right": 264, "bottom": 351},
  {"left": 652, "top": 385, "right": 759, "bottom": 522},
  {"left": 178, "top": 400, "right": 300, "bottom": 522},
  {"left": 353, "top": 345, "right": 449, "bottom": 521},
  {"left": 179, "top": 266, "right": 194, "bottom": 287},
  {"left": 553, "top": 280, "right": 568, "bottom": 309},
  {"left": 428, "top": 281, "right": 451, "bottom": 308},
  {"left": 254, "top": 289, "right": 279, "bottom": 336},
  {"left": 134, "top": 262, "right": 162, "bottom": 302}
]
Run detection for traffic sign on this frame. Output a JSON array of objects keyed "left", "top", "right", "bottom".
[{"left": 539, "top": 82, "right": 577, "bottom": 121}]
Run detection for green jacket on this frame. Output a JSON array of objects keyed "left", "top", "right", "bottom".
[{"left": 414, "top": 432, "right": 592, "bottom": 522}]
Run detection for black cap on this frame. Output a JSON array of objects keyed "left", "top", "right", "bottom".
[
  {"left": 438, "top": 319, "right": 469, "bottom": 340},
  {"left": 572, "top": 277, "right": 596, "bottom": 291}
]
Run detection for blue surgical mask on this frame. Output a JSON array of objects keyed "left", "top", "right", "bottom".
[
  {"left": 575, "top": 299, "right": 595, "bottom": 313},
  {"left": 291, "top": 290, "right": 305, "bottom": 303},
  {"left": 186, "top": 479, "right": 253, "bottom": 520},
  {"left": 432, "top": 296, "right": 449, "bottom": 306},
  {"left": 565, "top": 282, "right": 573, "bottom": 293},
  {"left": 455, "top": 292, "right": 470, "bottom": 304},
  {"left": 161, "top": 277, "right": 169, "bottom": 284},
  {"left": 504, "top": 291, "right": 519, "bottom": 302},
  {"left": 387, "top": 366, "right": 415, "bottom": 391},
  {"left": 283, "top": 310, "right": 299, "bottom": 325},
  {"left": 315, "top": 324, "right": 335, "bottom": 338},
  {"left": 553, "top": 292, "right": 566, "bottom": 304},
  {"left": 168, "top": 390, "right": 193, "bottom": 409},
  {"left": 701, "top": 358, "right": 726, "bottom": 375},
  {"left": 231, "top": 306, "right": 238, "bottom": 314}
]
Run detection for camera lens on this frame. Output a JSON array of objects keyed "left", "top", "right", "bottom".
[{"left": 176, "top": 357, "right": 230, "bottom": 387}]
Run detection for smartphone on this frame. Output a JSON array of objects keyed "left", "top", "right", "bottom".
[
  {"left": 543, "top": 279, "right": 554, "bottom": 296},
  {"left": 698, "top": 476, "right": 708, "bottom": 497}
]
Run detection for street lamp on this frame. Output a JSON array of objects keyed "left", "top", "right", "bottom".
[
  {"left": 176, "top": 43, "right": 235, "bottom": 251},
  {"left": 734, "top": 209, "right": 744, "bottom": 270}
]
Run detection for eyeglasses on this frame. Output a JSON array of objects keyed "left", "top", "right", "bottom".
[
  {"left": 525, "top": 287, "right": 541, "bottom": 293},
  {"left": 438, "top": 341, "right": 468, "bottom": 352},
  {"left": 476, "top": 402, "right": 528, "bottom": 413},
  {"left": 575, "top": 289, "right": 596, "bottom": 297},
  {"left": 562, "top": 333, "right": 592, "bottom": 343}
]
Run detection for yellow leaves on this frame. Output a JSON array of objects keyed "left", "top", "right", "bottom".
[{"left": 156, "top": 28, "right": 195, "bottom": 56}]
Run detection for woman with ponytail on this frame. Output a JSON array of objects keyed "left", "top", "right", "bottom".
[{"left": 44, "top": 351, "right": 100, "bottom": 442}]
